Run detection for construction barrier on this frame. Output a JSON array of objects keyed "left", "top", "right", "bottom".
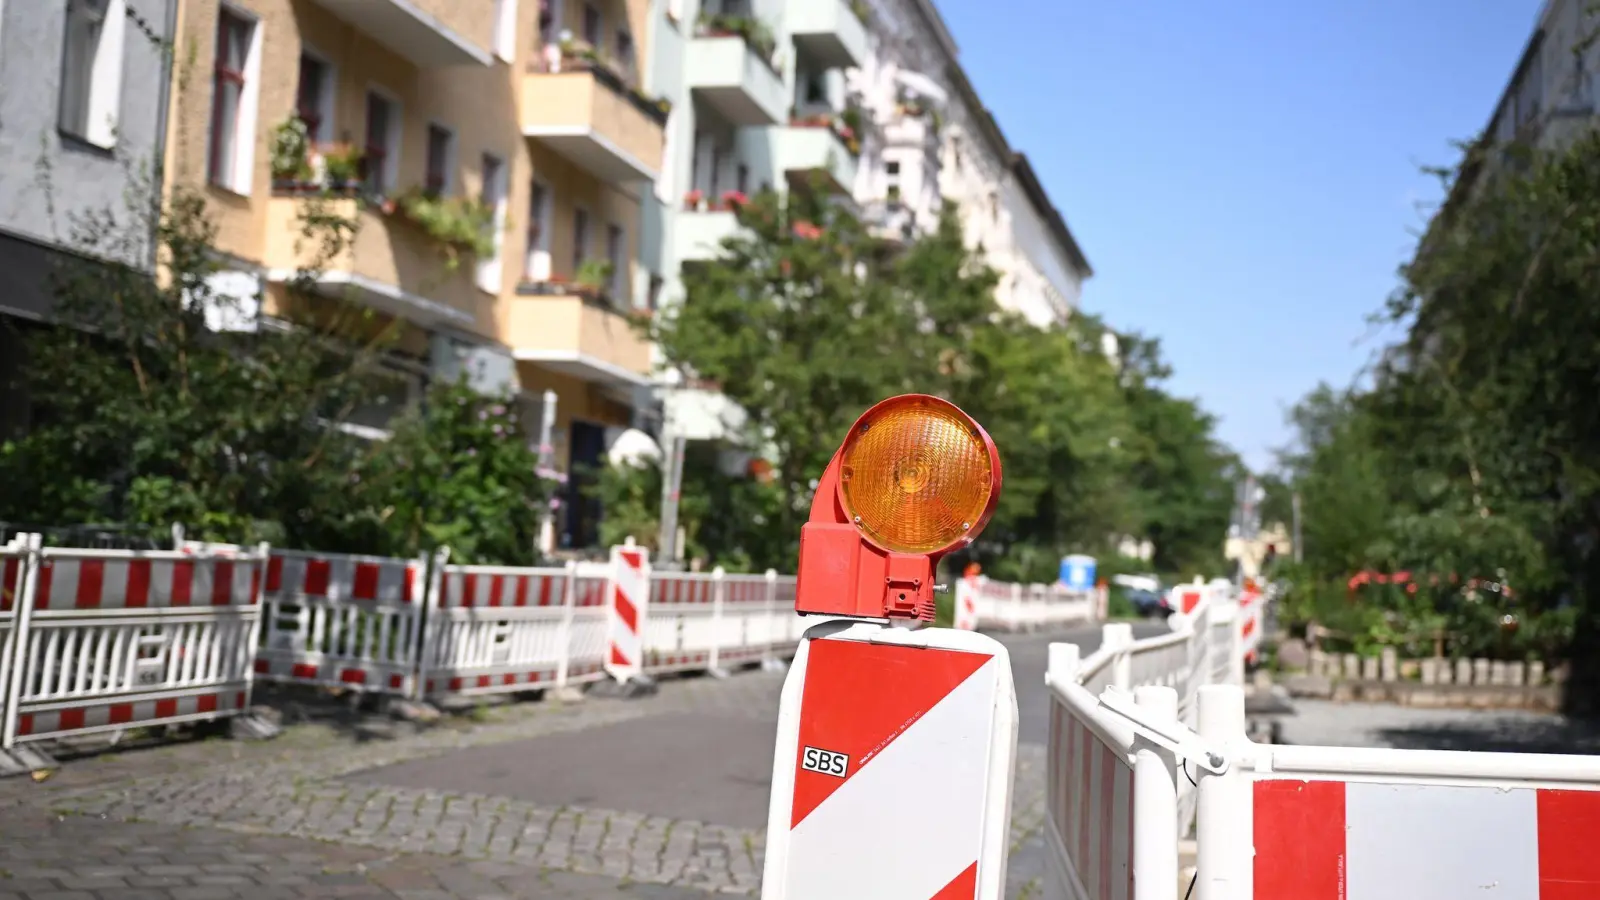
[
  {"left": 955, "top": 576, "right": 1099, "bottom": 633},
  {"left": 421, "top": 560, "right": 575, "bottom": 698},
  {"left": 1190, "top": 683, "right": 1600, "bottom": 900},
  {"left": 0, "top": 536, "right": 272, "bottom": 771},
  {"left": 253, "top": 549, "right": 430, "bottom": 696}
]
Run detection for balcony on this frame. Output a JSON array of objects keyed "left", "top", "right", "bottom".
[
  {"left": 521, "top": 64, "right": 667, "bottom": 183},
  {"left": 506, "top": 285, "right": 652, "bottom": 388},
  {"left": 261, "top": 194, "right": 481, "bottom": 331},
  {"left": 673, "top": 209, "right": 743, "bottom": 263},
  {"left": 786, "top": 0, "right": 868, "bottom": 69},
  {"left": 685, "top": 32, "right": 787, "bottom": 126},
  {"left": 775, "top": 124, "right": 859, "bottom": 194},
  {"left": 306, "top": 0, "right": 492, "bottom": 67}
]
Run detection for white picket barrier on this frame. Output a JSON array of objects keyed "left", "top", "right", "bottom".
[
  {"left": 1045, "top": 642, "right": 1181, "bottom": 900},
  {"left": 1, "top": 538, "right": 269, "bottom": 756},
  {"left": 641, "top": 568, "right": 799, "bottom": 676},
  {"left": 253, "top": 549, "right": 430, "bottom": 697},
  {"left": 962, "top": 575, "right": 1100, "bottom": 633},
  {"left": 420, "top": 561, "right": 581, "bottom": 697}
]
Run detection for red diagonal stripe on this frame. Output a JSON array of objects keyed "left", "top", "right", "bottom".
[
  {"left": 929, "top": 861, "right": 978, "bottom": 899},
  {"left": 614, "top": 587, "right": 638, "bottom": 632},
  {"left": 791, "top": 640, "right": 990, "bottom": 829}
]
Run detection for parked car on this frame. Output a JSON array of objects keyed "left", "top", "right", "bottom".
[{"left": 1126, "top": 587, "right": 1172, "bottom": 619}]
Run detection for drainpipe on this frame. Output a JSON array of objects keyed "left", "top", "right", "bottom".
[{"left": 148, "top": 0, "right": 180, "bottom": 273}]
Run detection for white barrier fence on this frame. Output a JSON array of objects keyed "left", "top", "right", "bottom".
[
  {"left": 0, "top": 534, "right": 272, "bottom": 773},
  {"left": 0, "top": 533, "right": 810, "bottom": 771},
  {"left": 955, "top": 575, "right": 1104, "bottom": 632},
  {"left": 1044, "top": 583, "right": 1600, "bottom": 900}
]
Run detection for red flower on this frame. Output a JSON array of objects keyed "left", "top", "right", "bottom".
[
  {"left": 792, "top": 220, "right": 822, "bottom": 240},
  {"left": 721, "top": 190, "right": 748, "bottom": 208}
]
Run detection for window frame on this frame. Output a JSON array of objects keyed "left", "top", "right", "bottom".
[
  {"left": 424, "top": 122, "right": 456, "bottom": 195},
  {"left": 207, "top": 4, "right": 260, "bottom": 194},
  {"left": 362, "top": 87, "right": 402, "bottom": 196}
]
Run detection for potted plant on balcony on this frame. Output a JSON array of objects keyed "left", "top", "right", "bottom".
[
  {"left": 696, "top": 12, "right": 776, "bottom": 66},
  {"left": 395, "top": 187, "right": 497, "bottom": 271},
  {"left": 270, "top": 117, "right": 314, "bottom": 192},
  {"left": 716, "top": 190, "right": 749, "bottom": 212},
  {"left": 683, "top": 189, "right": 704, "bottom": 212},
  {"left": 574, "top": 258, "right": 614, "bottom": 298},
  {"left": 849, "top": 0, "right": 871, "bottom": 24},
  {"left": 320, "top": 144, "right": 365, "bottom": 194}
]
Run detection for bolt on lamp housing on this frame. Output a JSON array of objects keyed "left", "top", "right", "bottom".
[{"left": 794, "top": 394, "right": 1002, "bottom": 621}]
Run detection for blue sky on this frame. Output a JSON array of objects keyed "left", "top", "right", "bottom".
[{"left": 938, "top": 0, "right": 1543, "bottom": 471}]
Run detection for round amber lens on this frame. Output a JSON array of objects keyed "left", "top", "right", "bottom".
[{"left": 838, "top": 396, "right": 995, "bottom": 554}]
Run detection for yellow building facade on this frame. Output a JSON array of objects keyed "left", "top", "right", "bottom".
[{"left": 163, "top": 0, "right": 664, "bottom": 546}]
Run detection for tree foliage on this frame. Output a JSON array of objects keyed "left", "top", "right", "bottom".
[
  {"left": 0, "top": 173, "right": 552, "bottom": 563},
  {"left": 1271, "top": 131, "right": 1600, "bottom": 680},
  {"left": 617, "top": 185, "right": 1236, "bottom": 581}
]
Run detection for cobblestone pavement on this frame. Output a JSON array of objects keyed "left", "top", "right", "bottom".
[{"left": 0, "top": 627, "right": 1126, "bottom": 899}]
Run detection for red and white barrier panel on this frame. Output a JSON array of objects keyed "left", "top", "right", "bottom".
[
  {"left": 954, "top": 576, "right": 981, "bottom": 631},
  {"left": 1183, "top": 684, "right": 1600, "bottom": 900},
  {"left": 605, "top": 545, "right": 650, "bottom": 681},
  {"left": 561, "top": 561, "right": 612, "bottom": 684},
  {"left": 643, "top": 570, "right": 718, "bottom": 675},
  {"left": 253, "top": 549, "right": 427, "bottom": 696},
  {"left": 1044, "top": 641, "right": 1182, "bottom": 900},
  {"left": 1254, "top": 780, "right": 1600, "bottom": 899},
  {"left": 3, "top": 541, "right": 269, "bottom": 748},
  {"left": 721, "top": 573, "right": 781, "bottom": 667},
  {"left": 421, "top": 561, "right": 576, "bottom": 697},
  {"left": 762, "top": 622, "right": 1019, "bottom": 899}
]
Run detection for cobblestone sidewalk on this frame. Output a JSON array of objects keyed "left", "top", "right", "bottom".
[{"left": 0, "top": 669, "right": 1052, "bottom": 899}]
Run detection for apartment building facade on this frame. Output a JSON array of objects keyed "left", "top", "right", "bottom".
[
  {"left": 850, "top": 0, "right": 1091, "bottom": 328},
  {"left": 163, "top": 0, "right": 667, "bottom": 548},
  {"left": 0, "top": 0, "right": 180, "bottom": 437}
]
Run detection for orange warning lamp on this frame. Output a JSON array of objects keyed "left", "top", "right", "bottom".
[{"left": 794, "top": 394, "right": 1002, "bottom": 621}]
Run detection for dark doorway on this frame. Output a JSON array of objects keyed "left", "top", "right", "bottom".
[{"left": 564, "top": 419, "right": 607, "bottom": 548}]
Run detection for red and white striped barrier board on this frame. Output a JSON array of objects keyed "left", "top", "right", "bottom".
[
  {"left": 605, "top": 545, "right": 649, "bottom": 681},
  {"left": 722, "top": 573, "right": 781, "bottom": 667},
  {"left": 1253, "top": 780, "right": 1600, "bottom": 899},
  {"left": 4, "top": 544, "right": 268, "bottom": 747},
  {"left": 559, "top": 562, "right": 612, "bottom": 684},
  {"left": 422, "top": 562, "right": 576, "bottom": 697},
  {"left": 954, "top": 576, "right": 981, "bottom": 631},
  {"left": 253, "top": 550, "right": 427, "bottom": 696},
  {"left": 762, "top": 622, "right": 1018, "bottom": 899},
  {"left": 0, "top": 536, "right": 35, "bottom": 750}
]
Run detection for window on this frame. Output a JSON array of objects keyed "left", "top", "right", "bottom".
[
  {"left": 646, "top": 274, "right": 663, "bottom": 312},
  {"left": 424, "top": 124, "right": 454, "bottom": 194},
  {"left": 737, "top": 164, "right": 748, "bottom": 195},
  {"left": 709, "top": 144, "right": 722, "bottom": 197},
  {"left": 296, "top": 53, "right": 333, "bottom": 143},
  {"left": 477, "top": 153, "right": 508, "bottom": 292},
  {"left": 804, "top": 73, "right": 826, "bottom": 105},
  {"left": 59, "top": 0, "right": 127, "bottom": 149},
  {"left": 525, "top": 180, "right": 551, "bottom": 281},
  {"left": 209, "top": 7, "right": 259, "bottom": 192},
  {"left": 363, "top": 91, "right": 399, "bottom": 194},
  {"left": 605, "top": 224, "right": 625, "bottom": 303},
  {"left": 582, "top": 3, "right": 602, "bottom": 46},
  {"left": 572, "top": 207, "right": 590, "bottom": 273},
  {"left": 615, "top": 30, "right": 634, "bottom": 80}
]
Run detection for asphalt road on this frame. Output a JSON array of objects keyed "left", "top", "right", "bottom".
[{"left": 0, "top": 619, "right": 1162, "bottom": 899}]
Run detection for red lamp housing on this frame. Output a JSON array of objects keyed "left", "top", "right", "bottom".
[{"left": 793, "top": 394, "right": 1003, "bottom": 622}]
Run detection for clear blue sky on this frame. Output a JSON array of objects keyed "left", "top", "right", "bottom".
[{"left": 938, "top": 0, "right": 1543, "bottom": 471}]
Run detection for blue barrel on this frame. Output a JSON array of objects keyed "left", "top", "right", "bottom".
[{"left": 1060, "top": 555, "right": 1097, "bottom": 591}]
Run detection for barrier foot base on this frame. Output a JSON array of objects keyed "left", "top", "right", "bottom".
[
  {"left": 386, "top": 698, "right": 443, "bottom": 725},
  {"left": 551, "top": 685, "right": 586, "bottom": 704},
  {"left": 760, "top": 657, "right": 788, "bottom": 673},
  {"left": 230, "top": 713, "right": 283, "bottom": 742},
  {"left": 707, "top": 666, "right": 731, "bottom": 680},
  {"left": 0, "top": 745, "right": 59, "bottom": 779},
  {"left": 591, "top": 674, "right": 659, "bottom": 699}
]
